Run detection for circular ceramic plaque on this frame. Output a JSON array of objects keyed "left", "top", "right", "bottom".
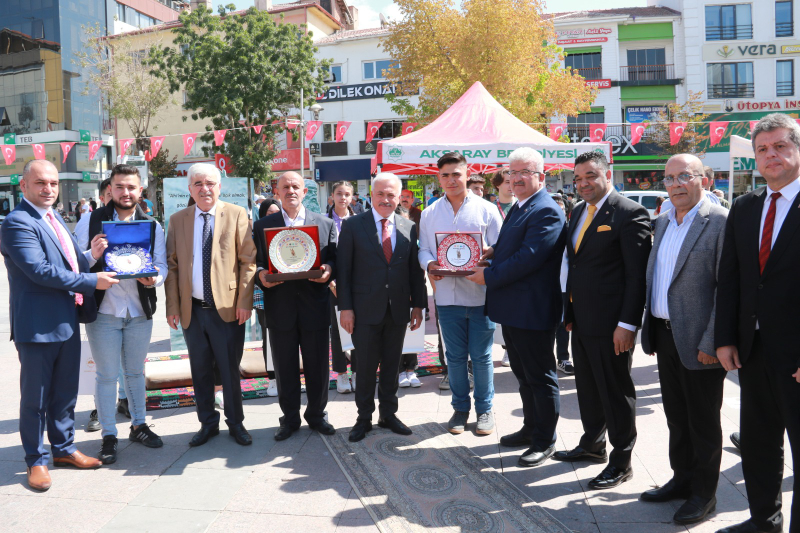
[
  {"left": 438, "top": 233, "right": 480, "bottom": 270},
  {"left": 105, "top": 244, "right": 152, "bottom": 275}
]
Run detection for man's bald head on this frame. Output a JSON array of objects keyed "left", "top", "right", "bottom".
[
  {"left": 22, "top": 159, "right": 58, "bottom": 181},
  {"left": 20, "top": 159, "right": 60, "bottom": 209},
  {"left": 276, "top": 172, "right": 306, "bottom": 213},
  {"left": 665, "top": 154, "right": 704, "bottom": 175},
  {"left": 277, "top": 171, "right": 303, "bottom": 187}
]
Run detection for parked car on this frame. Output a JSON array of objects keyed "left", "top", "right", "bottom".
[{"left": 621, "top": 191, "right": 667, "bottom": 219}]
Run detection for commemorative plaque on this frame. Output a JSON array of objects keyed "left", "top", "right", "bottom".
[
  {"left": 101, "top": 220, "right": 158, "bottom": 279},
  {"left": 262, "top": 225, "right": 323, "bottom": 281},
  {"left": 430, "top": 231, "right": 483, "bottom": 277}
]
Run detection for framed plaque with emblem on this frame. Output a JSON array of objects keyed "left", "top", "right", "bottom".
[
  {"left": 262, "top": 225, "right": 324, "bottom": 281},
  {"left": 101, "top": 220, "right": 158, "bottom": 279},
  {"left": 430, "top": 231, "right": 484, "bottom": 277}
]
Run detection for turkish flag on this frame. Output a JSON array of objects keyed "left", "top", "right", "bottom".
[
  {"left": 238, "top": 119, "right": 246, "bottom": 126},
  {"left": 149, "top": 136, "right": 165, "bottom": 158},
  {"left": 144, "top": 150, "right": 153, "bottom": 162},
  {"left": 710, "top": 121, "right": 729, "bottom": 146},
  {"left": 118, "top": 138, "right": 134, "bottom": 156},
  {"left": 32, "top": 144, "right": 46, "bottom": 160},
  {"left": 335, "top": 121, "right": 351, "bottom": 142},
  {"left": 366, "top": 122, "right": 383, "bottom": 143},
  {"left": 252, "top": 125, "right": 263, "bottom": 134},
  {"left": 215, "top": 153, "right": 233, "bottom": 174},
  {"left": 401, "top": 122, "right": 418, "bottom": 135},
  {"left": 589, "top": 124, "right": 607, "bottom": 143},
  {"left": 88, "top": 140, "right": 102, "bottom": 160},
  {"left": 630, "top": 123, "right": 648, "bottom": 145},
  {"left": 61, "top": 142, "right": 76, "bottom": 163},
  {"left": 182, "top": 133, "right": 197, "bottom": 156},
  {"left": 305, "top": 121, "right": 322, "bottom": 141},
  {"left": 286, "top": 119, "right": 301, "bottom": 130},
  {"left": 213, "top": 130, "right": 227, "bottom": 147},
  {"left": 750, "top": 120, "right": 759, "bottom": 133},
  {"left": 669, "top": 122, "right": 687, "bottom": 145},
  {"left": 549, "top": 123, "right": 567, "bottom": 141},
  {"left": 1, "top": 145, "right": 15, "bottom": 165}
]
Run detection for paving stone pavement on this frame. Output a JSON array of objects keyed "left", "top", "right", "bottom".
[{"left": 0, "top": 260, "right": 793, "bottom": 532}]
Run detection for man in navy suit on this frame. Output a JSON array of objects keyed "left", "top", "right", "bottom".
[
  {"left": 1, "top": 160, "right": 118, "bottom": 491},
  {"left": 467, "top": 147, "right": 567, "bottom": 467}
]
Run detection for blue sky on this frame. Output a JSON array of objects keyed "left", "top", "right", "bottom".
[{"left": 214, "top": 0, "right": 649, "bottom": 29}]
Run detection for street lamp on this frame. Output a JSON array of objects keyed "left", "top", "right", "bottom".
[{"left": 309, "top": 103, "right": 324, "bottom": 121}]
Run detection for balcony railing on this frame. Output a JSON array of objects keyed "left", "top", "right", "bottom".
[
  {"left": 776, "top": 21, "right": 794, "bottom": 37},
  {"left": 566, "top": 124, "right": 658, "bottom": 142},
  {"left": 777, "top": 80, "right": 794, "bottom": 96},
  {"left": 619, "top": 64, "right": 675, "bottom": 82},
  {"left": 706, "top": 24, "right": 754, "bottom": 40},
  {"left": 708, "top": 82, "right": 755, "bottom": 98},
  {"left": 573, "top": 67, "right": 604, "bottom": 80}
]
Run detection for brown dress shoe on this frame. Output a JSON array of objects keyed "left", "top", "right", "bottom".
[
  {"left": 53, "top": 450, "right": 102, "bottom": 469},
  {"left": 27, "top": 466, "right": 51, "bottom": 491}
]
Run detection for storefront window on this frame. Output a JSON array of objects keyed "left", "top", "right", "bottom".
[{"left": 621, "top": 170, "right": 667, "bottom": 192}]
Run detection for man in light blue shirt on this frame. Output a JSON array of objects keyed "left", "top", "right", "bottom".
[{"left": 419, "top": 152, "right": 502, "bottom": 436}]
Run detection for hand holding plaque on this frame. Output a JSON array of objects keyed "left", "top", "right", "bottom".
[
  {"left": 429, "top": 232, "right": 483, "bottom": 277},
  {"left": 262, "top": 225, "right": 324, "bottom": 282}
]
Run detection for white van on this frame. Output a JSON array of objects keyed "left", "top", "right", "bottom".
[{"left": 621, "top": 190, "right": 667, "bottom": 219}]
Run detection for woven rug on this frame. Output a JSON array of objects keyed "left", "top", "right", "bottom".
[{"left": 322, "top": 419, "right": 571, "bottom": 533}]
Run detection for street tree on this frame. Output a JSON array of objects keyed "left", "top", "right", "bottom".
[{"left": 648, "top": 91, "right": 711, "bottom": 156}]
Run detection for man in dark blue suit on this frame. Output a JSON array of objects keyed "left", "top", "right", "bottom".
[
  {"left": 1, "top": 160, "right": 118, "bottom": 491},
  {"left": 467, "top": 147, "right": 567, "bottom": 467}
]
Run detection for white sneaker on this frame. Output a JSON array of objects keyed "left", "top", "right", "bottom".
[
  {"left": 502, "top": 350, "right": 510, "bottom": 367},
  {"left": 350, "top": 372, "right": 356, "bottom": 392},
  {"left": 408, "top": 372, "right": 421, "bottom": 388},
  {"left": 398, "top": 371, "right": 411, "bottom": 388},
  {"left": 214, "top": 390, "right": 224, "bottom": 409},
  {"left": 337, "top": 374, "right": 352, "bottom": 394},
  {"left": 301, "top": 383, "right": 306, "bottom": 394},
  {"left": 266, "top": 379, "right": 278, "bottom": 397}
]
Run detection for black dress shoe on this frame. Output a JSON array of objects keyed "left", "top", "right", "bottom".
[
  {"left": 189, "top": 424, "right": 220, "bottom": 447},
  {"left": 588, "top": 465, "right": 633, "bottom": 490},
  {"left": 348, "top": 420, "right": 373, "bottom": 442},
  {"left": 641, "top": 478, "right": 692, "bottom": 502},
  {"left": 730, "top": 432, "right": 741, "bottom": 451},
  {"left": 715, "top": 519, "right": 782, "bottom": 533},
  {"left": 674, "top": 495, "right": 716, "bottom": 524},
  {"left": 310, "top": 420, "right": 336, "bottom": 436},
  {"left": 553, "top": 446, "right": 608, "bottom": 464},
  {"left": 518, "top": 445, "right": 555, "bottom": 467},
  {"left": 378, "top": 416, "right": 412, "bottom": 436},
  {"left": 228, "top": 423, "right": 252, "bottom": 446},
  {"left": 274, "top": 424, "right": 297, "bottom": 441},
  {"left": 499, "top": 429, "right": 532, "bottom": 447}
]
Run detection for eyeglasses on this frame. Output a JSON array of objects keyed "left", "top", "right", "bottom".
[
  {"left": 663, "top": 173, "right": 701, "bottom": 187},
  {"left": 508, "top": 169, "right": 541, "bottom": 178}
]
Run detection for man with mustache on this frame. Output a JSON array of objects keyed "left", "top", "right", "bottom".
[{"left": 399, "top": 189, "right": 422, "bottom": 226}]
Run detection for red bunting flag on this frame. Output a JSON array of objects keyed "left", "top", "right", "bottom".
[
  {"left": 549, "top": 123, "right": 567, "bottom": 141},
  {"left": 1, "top": 145, "right": 15, "bottom": 166},
  {"left": 252, "top": 125, "right": 263, "bottom": 134},
  {"left": 213, "top": 130, "right": 227, "bottom": 147},
  {"left": 629, "top": 123, "right": 648, "bottom": 145},
  {"left": 32, "top": 143, "right": 46, "bottom": 160},
  {"left": 669, "top": 122, "right": 687, "bottom": 146},
  {"left": 401, "top": 122, "right": 418, "bottom": 135},
  {"left": 635, "top": 178, "right": 640, "bottom": 185},
  {"left": 709, "top": 121, "right": 729, "bottom": 146},
  {"left": 589, "top": 123, "right": 607, "bottom": 143},
  {"left": 60, "top": 142, "right": 76, "bottom": 163},
  {"left": 118, "top": 138, "right": 134, "bottom": 156},
  {"left": 286, "top": 119, "right": 301, "bottom": 130},
  {"left": 366, "top": 122, "right": 383, "bottom": 143},
  {"left": 238, "top": 119, "right": 246, "bottom": 126},
  {"left": 182, "top": 133, "right": 197, "bottom": 156},
  {"left": 335, "top": 121, "right": 351, "bottom": 142},
  {"left": 749, "top": 120, "right": 759, "bottom": 133},
  {"left": 88, "top": 140, "right": 102, "bottom": 160},
  {"left": 305, "top": 121, "right": 322, "bottom": 141},
  {"left": 215, "top": 153, "right": 233, "bottom": 174},
  {"left": 149, "top": 136, "right": 165, "bottom": 158},
  {"left": 627, "top": 178, "right": 632, "bottom": 184}
]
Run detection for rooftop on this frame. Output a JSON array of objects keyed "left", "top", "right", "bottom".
[
  {"left": 546, "top": 6, "right": 681, "bottom": 22},
  {"left": 316, "top": 27, "right": 390, "bottom": 44}
]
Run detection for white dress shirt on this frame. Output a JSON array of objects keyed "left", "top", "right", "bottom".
[
  {"left": 74, "top": 213, "right": 91, "bottom": 251},
  {"left": 282, "top": 205, "right": 306, "bottom": 227},
  {"left": 24, "top": 198, "right": 84, "bottom": 267},
  {"left": 758, "top": 178, "right": 800, "bottom": 249},
  {"left": 192, "top": 204, "right": 216, "bottom": 301},
  {"left": 372, "top": 208, "right": 396, "bottom": 251},
  {"left": 418, "top": 190, "right": 503, "bottom": 307},
  {"left": 650, "top": 198, "right": 705, "bottom": 320}
]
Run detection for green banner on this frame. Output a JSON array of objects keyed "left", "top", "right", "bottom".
[
  {"left": 79, "top": 130, "right": 91, "bottom": 143},
  {"left": 82, "top": 172, "right": 91, "bottom": 182},
  {"left": 10, "top": 174, "right": 19, "bottom": 185},
  {"left": 3, "top": 133, "right": 15, "bottom": 145}
]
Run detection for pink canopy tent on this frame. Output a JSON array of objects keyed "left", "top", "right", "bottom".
[{"left": 376, "top": 81, "right": 611, "bottom": 175}]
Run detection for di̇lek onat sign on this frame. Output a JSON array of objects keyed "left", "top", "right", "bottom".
[{"left": 316, "top": 82, "right": 418, "bottom": 103}]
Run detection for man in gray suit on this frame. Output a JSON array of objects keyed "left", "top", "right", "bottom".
[
  {"left": 338, "top": 173, "right": 427, "bottom": 442},
  {"left": 640, "top": 154, "right": 728, "bottom": 525}
]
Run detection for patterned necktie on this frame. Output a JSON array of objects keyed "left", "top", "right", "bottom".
[
  {"left": 759, "top": 192, "right": 781, "bottom": 274},
  {"left": 46, "top": 210, "right": 83, "bottom": 305},
  {"left": 381, "top": 218, "right": 392, "bottom": 263},
  {"left": 201, "top": 212, "right": 214, "bottom": 305},
  {"left": 574, "top": 204, "right": 597, "bottom": 253}
]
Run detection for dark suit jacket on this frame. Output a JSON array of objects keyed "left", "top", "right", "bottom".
[
  {"left": 565, "top": 191, "right": 652, "bottom": 337},
  {"left": 336, "top": 209, "right": 427, "bottom": 326},
  {"left": 716, "top": 186, "right": 800, "bottom": 370},
  {"left": 254, "top": 210, "right": 337, "bottom": 331},
  {"left": 484, "top": 188, "right": 567, "bottom": 330},
  {"left": 1, "top": 200, "right": 98, "bottom": 342}
]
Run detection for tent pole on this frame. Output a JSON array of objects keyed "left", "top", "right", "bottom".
[{"left": 728, "top": 155, "right": 734, "bottom": 206}]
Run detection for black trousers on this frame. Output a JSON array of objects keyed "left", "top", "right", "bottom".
[
  {"left": 572, "top": 326, "right": 637, "bottom": 469},
  {"left": 555, "top": 293, "right": 570, "bottom": 362},
  {"left": 183, "top": 301, "right": 245, "bottom": 428},
  {"left": 399, "top": 353, "right": 418, "bottom": 371},
  {"left": 653, "top": 318, "right": 726, "bottom": 500},
  {"left": 329, "top": 293, "right": 357, "bottom": 374},
  {"left": 353, "top": 304, "right": 407, "bottom": 421},
  {"left": 267, "top": 324, "right": 330, "bottom": 429},
  {"left": 739, "top": 332, "right": 799, "bottom": 532},
  {"left": 502, "top": 325, "right": 560, "bottom": 452}
]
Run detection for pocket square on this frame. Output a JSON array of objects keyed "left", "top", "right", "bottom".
[{"left": 597, "top": 225, "right": 611, "bottom": 232}]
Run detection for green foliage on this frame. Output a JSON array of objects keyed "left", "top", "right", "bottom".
[
  {"left": 149, "top": 148, "right": 178, "bottom": 179},
  {"left": 146, "top": 5, "right": 330, "bottom": 181}
]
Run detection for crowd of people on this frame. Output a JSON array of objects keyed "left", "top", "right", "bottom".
[{"left": 1, "top": 113, "right": 798, "bottom": 533}]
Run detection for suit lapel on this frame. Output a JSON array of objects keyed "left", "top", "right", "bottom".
[
  {"left": 361, "top": 210, "right": 389, "bottom": 265},
  {"left": 34, "top": 215, "right": 70, "bottom": 265},
  {"left": 393, "top": 216, "right": 411, "bottom": 263},
  {"left": 212, "top": 201, "right": 224, "bottom": 253},
  {"left": 671, "top": 208, "right": 709, "bottom": 283},
  {"left": 575, "top": 197, "right": 615, "bottom": 255},
  {"left": 182, "top": 205, "right": 195, "bottom": 271},
  {"left": 762, "top": 190, "right": 800, "bottom": 277},
  {"left": 746, "top": 188, "right": 767, "bottom": 275}
]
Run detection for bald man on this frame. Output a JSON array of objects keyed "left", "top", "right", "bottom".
[
  {"left": 253, "top": 172, "right": 338, "bottom": 441},
  {"left": 639, "top": 154, "right": 729, "bottom": 525}
]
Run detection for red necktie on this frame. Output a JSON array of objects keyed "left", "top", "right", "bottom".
[
  {"left": 759, "top": 192, "right": 782, "bottom": 274},
  {"left": 381, "top": 218, "right": 392, "bottom": 263},
  {"left": 46, "top": 210, "right": 83, "bottom": 305}
]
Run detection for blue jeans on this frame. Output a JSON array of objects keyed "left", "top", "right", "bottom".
[
  {"left": 436, "top": 305, "right": 496, "bottom": 414},
  {"left": 86, "top": 313, "right": 153, "bottom": 437}
]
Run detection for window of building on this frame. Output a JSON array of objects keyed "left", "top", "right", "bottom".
[
  {"left": 565, "top": 52, "right": 602, "bottom": 80},
  {"left": 322, "top": 123, "right": 336, "bottom": 142},
  {"left": 326, "top": 64, "right": 343, "bottom": 84},
  {"left": 705, "top": 4, "right": 753, "bottom": 40},
  {"left": 777, "top": 0, "right": 794, "bottom": 37},
  {"left": 777, "top": 59, "right": 794, "bottom": 96},
  {"left": 363, "top": 60, "right": 394, "bottom": 80},
  {"left": 567, "top": 112, "right": 605, "bottom": 138},
  {"left": 707, "top": 62, "right": 754, "bottom": 98},
  {"left": 625, "top": 48, "right": 667, "bottom": 80},
  {"left": 365, "top": 120, "right": 404, "bottom": 140}
]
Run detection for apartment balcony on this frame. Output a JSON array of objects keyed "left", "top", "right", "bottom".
[
  {"left": 705, "top": 24, "right": 754, "bottom": 41},
  {"left": 707, "top": 82, "right": 755, "bottom": 99},
  {"left": 617, "top": 64, "right": 681, "bottom": 87}
]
